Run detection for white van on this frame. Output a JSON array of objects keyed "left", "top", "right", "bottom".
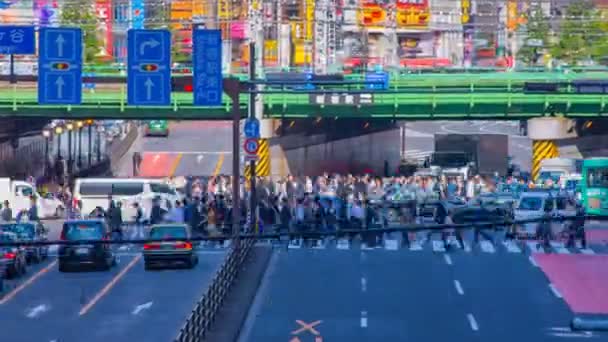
[
  {"left": 0, "top": 178, "right": 65, "bottom": 219},
  {"left": 514, "top": 190, "right": 576, "bottom": 237},
  {"left": 73, "top": 178, "right": 181, "bottom": 221}
]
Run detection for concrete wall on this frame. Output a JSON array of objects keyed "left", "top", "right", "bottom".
[{"left": 271, "top": 128, "right": 401, "bottom": 177}]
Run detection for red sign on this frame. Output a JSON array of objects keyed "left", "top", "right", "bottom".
[{"left": 243, "top": 138, "right": 260, "bottom": 154}]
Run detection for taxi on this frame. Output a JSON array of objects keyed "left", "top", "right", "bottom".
[{"left": 145, "top": 120, "right": 169, "bottom": 137}]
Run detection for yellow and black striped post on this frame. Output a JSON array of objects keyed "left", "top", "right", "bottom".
[
  {"left": 244, "top": 138, "right": 270, "bottom": 180},
  {"left": 531, "top": 140, "right": 559, "bottom": 181}
]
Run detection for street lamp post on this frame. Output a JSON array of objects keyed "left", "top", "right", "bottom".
[
  {"left": 86, "top": 120, "right": 93, "bottom": 166},
  {"left": 76, "top": 121, "right": 84, "bottom": 168},
  {"left": 54, "top": 126, "right": 63, "bottom": 159},
  {"left": 66, "top": 122, "right": 74, "bottom": 175},
  {"left": 96, "top": 125, "right": 103, "bottom": 163},
  {"left": 42, "top": 129, "right": 51, "bottom": 177}
]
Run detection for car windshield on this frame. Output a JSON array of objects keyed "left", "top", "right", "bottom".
[
  {"left": 150, "top": 226, "right": 187, "bottom": 239},
  {"left": 0, "top": 223, "right": 35, "bottom": 238},
  {"left": 518, "top": 197, "right": 544, "bottom": 211},
  {"left": 64, "top": 222, "right": 104, "bottom": 240}
]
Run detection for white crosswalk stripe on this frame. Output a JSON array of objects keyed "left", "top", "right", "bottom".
[
  {"left": 503, "top": 240, "right": 522, "bottom": 253},
  {"left": 480, "top": 240, "right": 496, "bottom": 253},
  {"left": 550, "top": 241, "right": 571, "bottom": 254}
]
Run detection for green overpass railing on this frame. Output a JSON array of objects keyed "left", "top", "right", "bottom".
[{"left": 0, "top": 87, "right": 606, "bottom": 120}]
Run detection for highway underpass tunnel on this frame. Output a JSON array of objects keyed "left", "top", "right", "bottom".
[{"left": 532, "top": 140, "right": 559, "bottom": 181}]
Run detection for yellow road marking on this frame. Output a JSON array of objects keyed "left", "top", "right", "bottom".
[
  {"left": 78, "top": 255, "right": 141, "bottom": 316},
  {"left": 0, "top": 260, "right": 57, "bottom": 305},
  {"left": 213, "top": 153, "right": 225, "bottom": 176},
  {"left": 168, "top": 153, "right": 183, "bottom": 177}
]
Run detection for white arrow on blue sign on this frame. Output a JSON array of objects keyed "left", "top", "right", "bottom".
[
  {"left": 38, "top": 27, "right": 82, "bottom": 105},
  {"left": 244, "top": 118, "right": 260, "bottom": 138},
  {"left": 127, "top": 29, "right": 171, "bottom": 106}
]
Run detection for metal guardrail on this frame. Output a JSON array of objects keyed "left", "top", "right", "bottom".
[{"left": 175, "top": 238, "right": 255, "bottom": 342}]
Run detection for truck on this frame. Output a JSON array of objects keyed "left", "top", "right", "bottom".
[
  {"left": 426, "top": 134, "right": 509, "bottom": 179},
  {"left": 0, "top": 178, "right": 65, "bottom": 219}
]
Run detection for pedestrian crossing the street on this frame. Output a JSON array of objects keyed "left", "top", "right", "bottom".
[{"left": 284, "top": 237, "right": 605, "bottom": 255}]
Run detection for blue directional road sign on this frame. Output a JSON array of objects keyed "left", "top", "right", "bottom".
[
  {"left": 127, "top": 29, "right": 171, "bottom": 106},
  {"left": 193, "top": 29, "right": 223, "bottom": 106},
  {"left": 244, "top": 118, "right": 260, "bottom": 138},
  {"left": 365, "top": 72, "right": 389, "bottom": 90},
  {"left": 38, "top": 27, "right": 82, "bottom": 105},
  {"left": 0, "top": 25, "right": 35, "bottom": 54}
]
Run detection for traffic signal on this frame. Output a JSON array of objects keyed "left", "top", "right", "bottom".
[
  {"left": 140, "top": 64, "right": 159, "bottom": 72},
  {"left": 51, "top": 62, "right": 69, "bottom": 70}
]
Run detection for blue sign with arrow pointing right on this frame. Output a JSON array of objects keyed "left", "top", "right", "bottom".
[{"left": 127, "top": 29, "right": 171, "bottom": 106}]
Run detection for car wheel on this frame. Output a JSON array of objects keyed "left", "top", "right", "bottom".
[
  {"left": 111, "top": 256, "right": 117, "bottom": 267},
  {"left": 144, "top": 261, "right": 152, "bottom": 271},
  {"left": 186, "top": 255, "right": 196, "bottom": 269}
]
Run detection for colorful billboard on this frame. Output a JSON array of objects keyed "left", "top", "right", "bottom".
[
  {"left": 358, "top": 1, "right": 387, "bottom": 27},
  {"left": 33, "top": 0, "right": 59, "bottom": 27},
  {"left": 95, "top": 0, "right": 113, "bottom": 57},
  {"left": 396, "top": 0, "right": 430, "bottom": 28}
]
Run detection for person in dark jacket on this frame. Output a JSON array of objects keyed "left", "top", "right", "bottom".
[
  {"left": 109, "top": 201, "right": 123, "bottom": 239},
  {"left": 28, "top": 196, "right": 39, "bottom": 221},
  {"left": 149, "top": 197, "right": 165, "bottom": 225}
]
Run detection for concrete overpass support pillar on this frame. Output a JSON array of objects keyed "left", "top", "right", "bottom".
[{"left": 528, "top": 117, "right": 573, "bottom": 181}]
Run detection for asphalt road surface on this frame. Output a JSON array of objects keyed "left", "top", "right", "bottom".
[
  {"left": 0, "top": 124, "right": 235, "bottom": 342},
  {"left": 239, "top": 230, "right": 608, "bottom": 342},
  {"left": 135, "top": 121, "right": 234, "bottom": 177}
]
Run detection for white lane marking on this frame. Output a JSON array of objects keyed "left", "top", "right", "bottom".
[
  {"left": 549, "top": 327, "right": 572, "bottom": 332},
  {"left": 466, "top": 313, "right": 479, "bottom": 331},
  {"left": 529, "top": 256, "right": 539, "bottom": 267},
  {"left": 549, "top": 284, "right": 563, "bottom": 299},
  {"left": 580, "top": 248, "right": 595, "bottom": 255},
  {"left": 454, "top": 280, "right": 464, "bottom": 295},
  {"left": 197, "top": 155, "right": 204, "bottom": 163},
  {"left": 463, "top": 241, "right": 472, "bottom": 253},
  {"left": 432, "top": 240, "right": 446, "bottom": 252},
  {"left": 118, "top": 245, "right": 129, "bottom": 251},
  {"left": 26, "top": 304, "right": 49, "bottom": 318},
  {"left": 132, "top": 301, "right": 153, "bottom": 315},
  {"left": 361, "top": 277, "right": 367, "bottom": 293},
  {"left": 444, "top": 254, "right": 453, "bottom": 265},
  {"left": 360, "top": 311, "right": 368, "bottom": 328},
  {"left": 480, "top": 241, "right": 495, "bottom": 253}
]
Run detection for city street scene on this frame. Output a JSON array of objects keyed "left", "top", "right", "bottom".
[{"left": 1, "top": 0, "right": 608, "bottom": 341}]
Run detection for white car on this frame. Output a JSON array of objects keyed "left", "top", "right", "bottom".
[{"left": 514, "top": 191, "right": 575, "bottom": 237}]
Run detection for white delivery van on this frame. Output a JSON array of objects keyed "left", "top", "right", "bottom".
[
  {"left": 514, "top": 190, "right": 576, "bottom": 237},
  {"left": 0, "top": 178, "right": 65, "bottom": 219},
  {"left": 73, "top": 178, "right": 181, "bottom": 221}
]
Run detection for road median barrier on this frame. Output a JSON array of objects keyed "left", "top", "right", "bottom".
[{"left": 572, "top": 315, "right": 608, "bottom": 332}]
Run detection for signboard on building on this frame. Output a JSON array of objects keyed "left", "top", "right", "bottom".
[
  {"left": 396, "top": 0, "right": 430, "bottom": 28},
  {"left": 358, "top": 1, "right": 387, "bottom": 27},
  {"left": 461, "top": 0, "right": 471, "bottom": 25}
]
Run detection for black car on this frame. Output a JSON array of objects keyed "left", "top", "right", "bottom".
[
  {"left": 0, "top": 222, "right": 49, "bottom": 264},
  {"left": 58, "top": 220, "right": 116, "bottom": 272},
  {"left": 143, "top": 224, "right": 198, "bottom": 270},
  {"left": 0, "top": 232, "right": 28, "bottom": 278},
  {"left": 419, "top": 198, "right": 468, "bottom": 224}
]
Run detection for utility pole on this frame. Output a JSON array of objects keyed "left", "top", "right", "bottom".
[{"left": 248, "top": 43, "right": 257, "bottom": 232}]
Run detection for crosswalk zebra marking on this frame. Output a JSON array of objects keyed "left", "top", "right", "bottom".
[
  {"left": 384, "top": 239, "right": 399, "bottom": 251},
  {"left": 336, "top": 239, "right": 350, "bottom": 250},
  {"left": 480, "top": 240, "right": 496, "bottom": 253},
  {"left": 409, "top": 241, "right": 424, "bottom": 251},
  {"left": 580, "top": 248, "right": 595, "bottom": 255},
  {"left": 550, "top": 241, "right": 571, "bottom": 254},
  {"left": 432, "top": 240, "right": 446, "bottom": 252},
  {"left": 526, "top": 241, "right": 542, "bottom": 253},
  {"left": 503, "top": 240, "right": 521, "bottom": 253}
]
